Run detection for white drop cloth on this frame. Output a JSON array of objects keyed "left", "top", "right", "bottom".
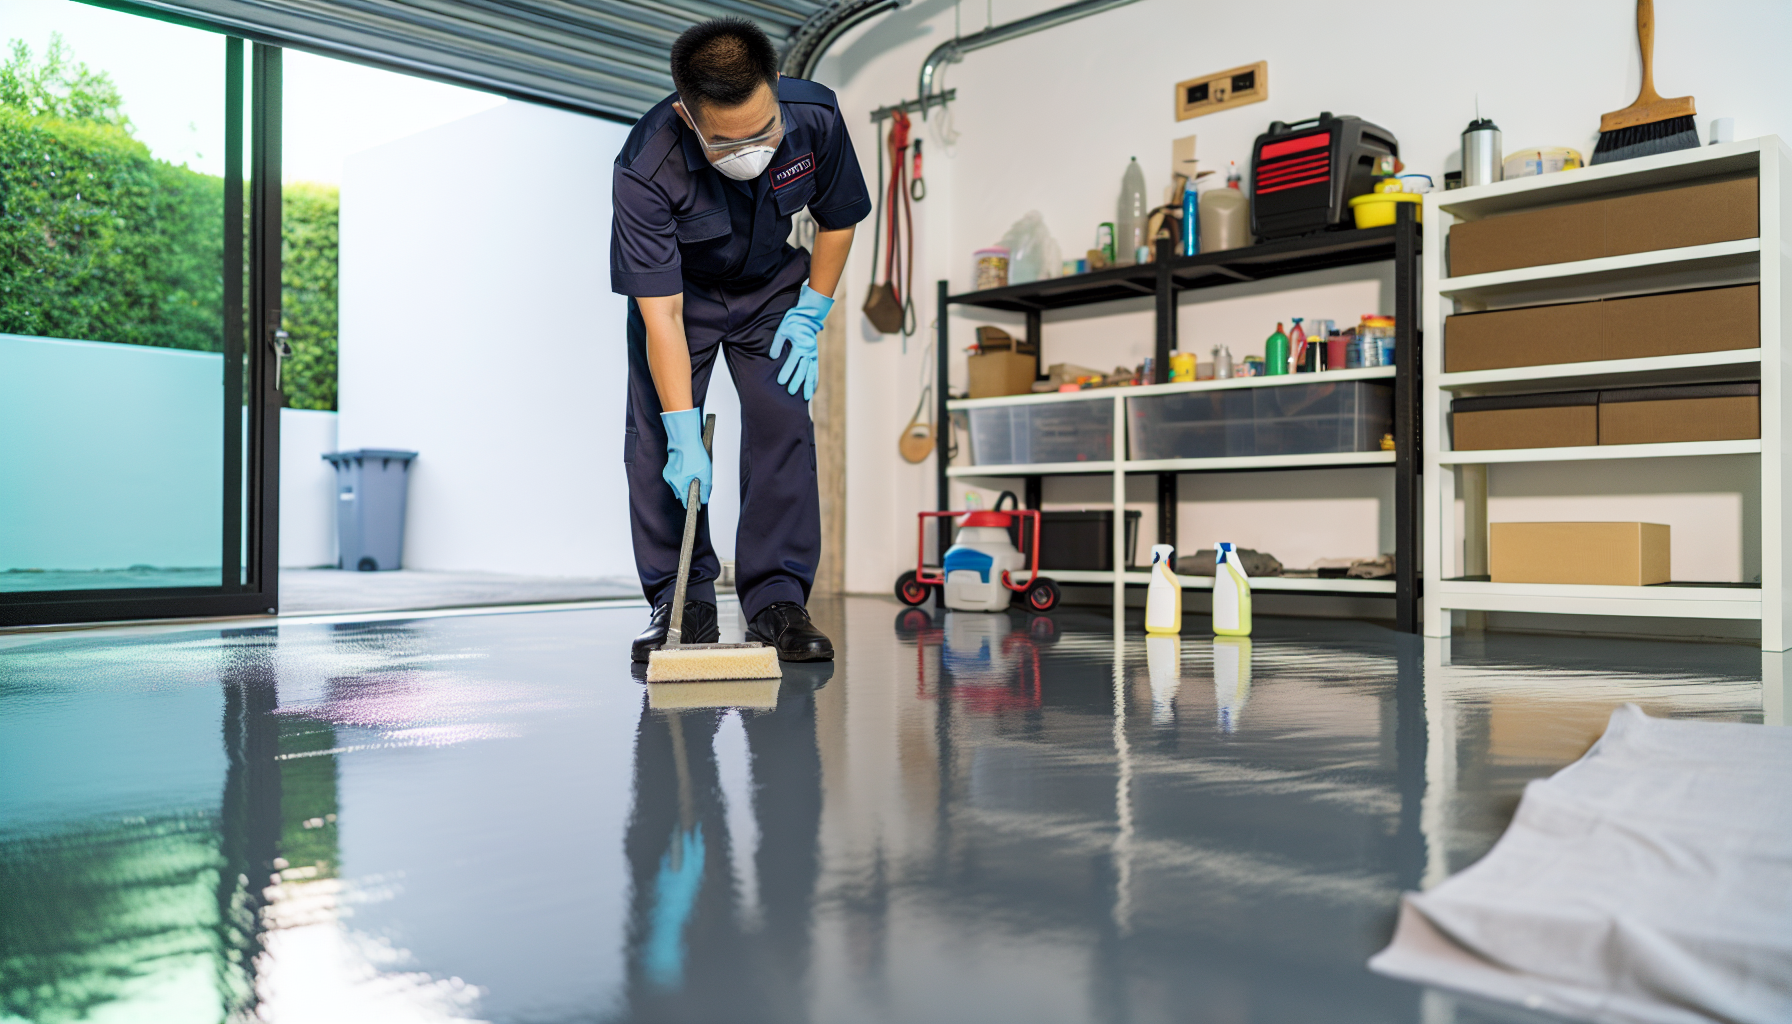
[{"left": 1370, "top": 704, "right": 1792, "bottom": 1024}]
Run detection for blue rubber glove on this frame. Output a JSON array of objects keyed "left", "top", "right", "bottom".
[
  {"left": 660, "top": 408, "right": 712, "bottom": 508},
  {"left": 770, "top": 283, "right": 832, "bottom": 401}
]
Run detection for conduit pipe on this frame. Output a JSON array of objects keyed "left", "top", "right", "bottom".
[
  {"left": 782, "top": 0, "right": 910, "bottom": 80},
  {"left": 916, "top": 0, "right": 1146, "bottom": 116}
]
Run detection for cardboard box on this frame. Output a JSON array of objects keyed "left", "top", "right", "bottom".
[
  {"left": 1598, "top": 382, "right": 1759, "bottom": 445},
  {"left": 1451, "top": 392, "right": 1598, "bottom": 450},
  {"left": 1490, "top": 522, "right": 1670, "bottom": 586},
  {"left": 1449, "top": 176, "right": 1758, "bottom": 277},
  {"left": 968, "top": 350, "right": 1038, "bottom": 398},
  {"left": 1444, "top": 285, "right": 1759, "bottom": 373}
]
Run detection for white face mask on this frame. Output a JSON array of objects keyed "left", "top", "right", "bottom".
[{"left": 711, "top": 145, "right": 776, "bottom": 181}]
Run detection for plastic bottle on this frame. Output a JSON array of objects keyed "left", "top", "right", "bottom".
[
  {"left": 1212, "top": 542, "right": 1252, "bottom": 636},
  {"left": 1144, "top": 543, "right": 1181, "bottom": 635},
  {"left": 1180, "top": 182, "right": 1200, "bottom": 257},
  {"left": 1288, "top": 318, "right": 1307, "bottom": 373},
  {"left": 1264, "top": 322, "right": 1290, "bottom": 377},
  {"left": 1117, "top": 157, "right": 1147, "bottom": 267},
  {"left": 1199, "top": 162, "right": 1250, "bottom": 253}
]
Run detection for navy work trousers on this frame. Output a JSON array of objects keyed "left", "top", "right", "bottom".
[{"left": 624, "top": 289, "right": 818, "bottom": 622}]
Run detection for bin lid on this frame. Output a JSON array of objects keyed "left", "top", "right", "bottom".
[
  {"left": 959, "top": 511, "right": 1012, "bottom": 528},
  {"left": 322, "top": 449, "right": 418, "bottom": 464}
]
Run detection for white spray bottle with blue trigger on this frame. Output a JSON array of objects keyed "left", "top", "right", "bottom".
[{"left": 1212, "top": 542, "right": 1252, "bottom": 636}]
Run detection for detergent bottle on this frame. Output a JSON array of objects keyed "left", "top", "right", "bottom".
[
  {"left": 1212, "top": 542, "right": 1253, "bottom": 636},
  {"left": 1144, "top": 544, "right": 1181, "bottom": 634},
  {"left": 1264, "top": 323, "right": 1290, "bottom": 377}
]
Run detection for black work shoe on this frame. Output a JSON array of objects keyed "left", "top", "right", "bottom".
[
  {"left": 745, "top": 602, "right": 834, "bottom": 662},
  {"left": 631, "top": 600, "right": 720, "bottom": 663}
]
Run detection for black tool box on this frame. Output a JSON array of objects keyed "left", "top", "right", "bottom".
[{"left": 1251, "top": 113, "right": 1399, "bottom": 240}]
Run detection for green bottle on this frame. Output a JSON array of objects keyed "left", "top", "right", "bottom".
[{"left": 1265, "top": 322, "right": 1290, "bottom": 376}]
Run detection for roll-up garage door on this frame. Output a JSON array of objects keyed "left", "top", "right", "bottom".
[{"left": 124, "top": 0, "right": 833, "bottom": 121}]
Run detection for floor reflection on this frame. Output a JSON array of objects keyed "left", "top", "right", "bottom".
[{"left": 0, "top": 599, "right": 1768, "bottom": 1024}]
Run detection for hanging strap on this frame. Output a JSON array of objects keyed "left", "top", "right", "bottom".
[{"left": 869, "top": 119, "right": 885, "bottom": 283}]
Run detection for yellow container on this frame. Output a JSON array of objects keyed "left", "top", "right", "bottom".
[
  {"left": 1349, "top": 190, "right": 1422, "bottom": 228},
  {"left": 1169, "top": 351, "right": 1197, "bottom": 382}
]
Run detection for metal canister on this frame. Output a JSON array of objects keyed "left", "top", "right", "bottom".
[{"left": 1462, "top": 118, "right": 1502, "bottom": 188}]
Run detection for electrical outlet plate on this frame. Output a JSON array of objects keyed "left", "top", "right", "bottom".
[{"left": 1175, "top": 61, "right": 1268, "bottom": 121}]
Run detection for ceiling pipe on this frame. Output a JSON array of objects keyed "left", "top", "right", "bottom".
[
  {"left": 916, "top": 0, "right": 1146, "bottom": 117},
  {"left": 782, "top": 0, "right": 910, "bottom": 80}
]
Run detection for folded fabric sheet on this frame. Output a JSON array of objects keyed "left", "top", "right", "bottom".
[{"left": 1370, "top": 704, "right": 1792, "bottom": 1024}]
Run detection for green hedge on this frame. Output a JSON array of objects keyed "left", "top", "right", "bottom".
[
  {"left": 0, "top": 106, "right": 225, "bottom": 352},
  {"left": 1, "top": 37, "right": 340, "bottom": 409},
  {"left": 281, "top": 183, "right": 338, "bottom": 411}
]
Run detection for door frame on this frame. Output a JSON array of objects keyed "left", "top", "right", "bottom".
[{"left": 0, "top": 37, "right": 284, "bottom": 627}]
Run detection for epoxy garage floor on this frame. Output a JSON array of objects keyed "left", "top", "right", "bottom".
[{"left": 0, "top": 598, "right": 1771, "bottom": 1024}]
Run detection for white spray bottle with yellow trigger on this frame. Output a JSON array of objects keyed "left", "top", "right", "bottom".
[
  {"left": 1212, "top": 541, "right": 1252, "bottom": 636},
  {"left": 1145, "top": 544, "right": 1181, "bottom": 634}
]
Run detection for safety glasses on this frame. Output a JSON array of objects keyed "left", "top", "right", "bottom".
[{"left": 676, "top": 101, "right": 783, "bottom": 155}]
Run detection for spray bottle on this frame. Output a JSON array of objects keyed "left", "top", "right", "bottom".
[
  {"left": 1144, "top": 544, "right": 1181, "bottom": 635},
  {"left": 1212, "top": 541, "right": 1252, "bottom": 636}
]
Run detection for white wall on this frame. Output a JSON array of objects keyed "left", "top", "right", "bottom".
[
  {"left": 338, "top": 100, "right": 743, "bottom": 579},
  {"left": 819, "top": 0, "right": 1792, "bottom": 597},
  {"left": 280, "top": 409, "right": 339, "bottom": 568}
]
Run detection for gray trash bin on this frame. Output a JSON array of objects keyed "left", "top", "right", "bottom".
[{"left": 322, "top": 449, "right": 417, "bottom": 571}]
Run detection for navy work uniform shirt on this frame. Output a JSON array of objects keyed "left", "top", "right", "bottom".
[{"left": 610, "top": 77, "right": 871, "bottom": 328}]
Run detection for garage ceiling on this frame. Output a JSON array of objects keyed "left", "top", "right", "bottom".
[{"left": 119, "top": 0, "right": 838, "bottom": 122}]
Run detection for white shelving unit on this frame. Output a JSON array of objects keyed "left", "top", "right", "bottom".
[
  {"left": 945, "top": 367, "right": 1400, "bottom": 602},
  {"left": 1421, "top": 136, "right": 1790, "bottom": 647}
]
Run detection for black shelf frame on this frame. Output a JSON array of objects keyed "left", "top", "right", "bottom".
[{"left": 936, "top": 207, "right": 1422, "bottom": 632}]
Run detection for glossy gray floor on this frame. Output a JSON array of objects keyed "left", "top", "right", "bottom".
[{"left": 0, "top": 598, "right": 1774, "bottom": 1024}]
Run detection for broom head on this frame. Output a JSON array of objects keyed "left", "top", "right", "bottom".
[
  {"left": 1592, "top": 95, "right": 1698, "bottom": 165},
  {"left": 646, "top": 641, "right": 782, "bottom": 683}
]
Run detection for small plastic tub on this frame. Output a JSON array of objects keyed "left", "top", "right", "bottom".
[{"left": 974, "top": 248, "right": 1011, "bottom": 291}]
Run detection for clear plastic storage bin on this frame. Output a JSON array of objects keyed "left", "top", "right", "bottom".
[
  {"left": 1128, "top": 381, "right": 1392, "bottom": 461},
  {"left": 967, "top": 399, "right": 1113, "bottom": 465}
]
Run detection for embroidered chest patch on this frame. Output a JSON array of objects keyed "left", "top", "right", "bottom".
[{"left": 770, "top": 152, "right": 815, "bottom": 190}]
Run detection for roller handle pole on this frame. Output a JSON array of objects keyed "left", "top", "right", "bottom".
[{"left": 665, "top": 414, "right": 716, "bottom": 649}]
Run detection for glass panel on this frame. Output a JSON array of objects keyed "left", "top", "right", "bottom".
[{"left": 0, "top": 1, "right": 242, "bottom": 593}]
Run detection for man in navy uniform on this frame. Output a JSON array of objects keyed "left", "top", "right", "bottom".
[{"left": 612, "top": 18, "right": 869, "bottom": 662}]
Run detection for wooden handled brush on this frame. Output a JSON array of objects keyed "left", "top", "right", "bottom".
[{"left": 1591, "top": 0, "right": 1700, "bottom": 164}]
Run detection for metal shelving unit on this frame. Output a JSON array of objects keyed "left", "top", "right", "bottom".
[
  {"left": 1421, "top": 136, "right": 1789, "bottom": 647},
  {"left": 934, "top": 211, "right": 1423, "bottom": 630}
]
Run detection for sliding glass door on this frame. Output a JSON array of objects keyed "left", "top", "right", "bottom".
[{"left": 0, "top": 1, "right": 281, "bottom": 625}]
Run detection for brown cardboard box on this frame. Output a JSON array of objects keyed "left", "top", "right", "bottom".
[
  {"left": 968, "top": 350, "right": 1038, "bottom": 398},
  {"left": 1451, "top": 392, "right": 1598, "bottom": 450},
  {"left": 1449, "top": 176, "right": 1759, "bottom": 277},
  {"left": 1444, "top": 285, "right": 1759, "bottom": 373},
  {"left": 1490, "top": 522, "right": 1670, "bottom": 585},
  {"left": 1598, "top": 382, "right": 1760, "bottom": 445}
]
